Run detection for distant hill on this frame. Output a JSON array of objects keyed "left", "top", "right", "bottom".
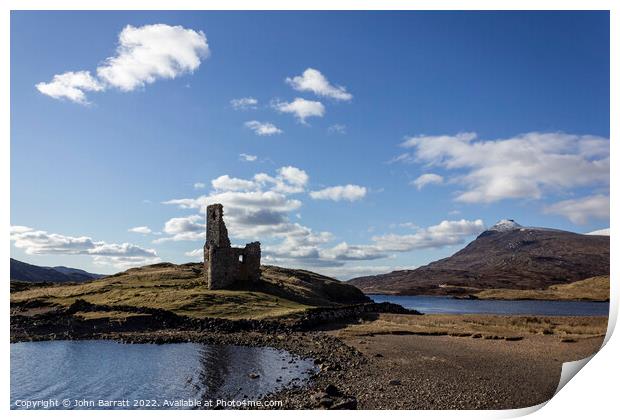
[
  {"left": 10, "top": 258, "right": 104, "bottom": 283},
  {"left": 348, "top": 220, "right": 610, "bottom": 295}
]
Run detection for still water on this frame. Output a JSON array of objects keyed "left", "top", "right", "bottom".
[
  {"left": 11, "top": 340, "right": 315, "bottom": 410},
  {"left": 369, "top": 294, "right": 609, "bottom": 316}
]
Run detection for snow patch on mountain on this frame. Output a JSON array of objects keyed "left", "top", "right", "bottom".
[
  {"left": 586, "top": 228, "right": 610, "bottom": 236},
  {"left": 488, "top": 219, "right": 523, "bottom": 232}
]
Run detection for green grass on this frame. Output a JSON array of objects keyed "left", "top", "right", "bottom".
[
  {"left": 475, "top": 275, "right": 609, "bottom": 301},
  {"left": 10, "top": 263, "right": 369, "bottom": 320}
]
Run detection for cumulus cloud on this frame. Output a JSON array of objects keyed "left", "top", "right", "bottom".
[
  {"left": 96, "top": 24, "right": 209, "bottom": 91},
  {"left": 412, "top": 173, "right": 444, "bottom": 190},
  {"left": 163, "top": 167, "right": 309, "bottom": 241},
  {"left": 285, "top": 68, "right": 352, "bottom": 101},
  {"left": 398, "top": 132, "right": 609, "bottom": 204},
  {"left": 244, "top": 120, "right": 283, "bottom": 136},
  {"left": 544, "top": 194, "right": 610, "bottom": 225},
  {"left": 239, "top": 153, "right": 257, "bottom": 162},
  {"left": 272, "top": 98, "right": 325, "bottom": 123},
  {"left": 37, "top": 24, "right": 209, "bottom": 104},
  {"left": 161, "top": 166, "right": 482, "bottom": 274},
  {"left": 212, "top": 175, "right": 257, "bottom": 192},
  {"left": 230, "top": 97, "right": 258, "bottom": 110},
  {"left": 310, "top": 185, "right": 367, "bottom": 202},
  {"left": 319, "top": 242, "right": 387, "bottom": 261},
  {"left": 128, "top": 226, "right": 152, "bottom": 234},
  {"left": 10, "top": 226, "right": 159, "bottom": 268},
  {"left": 154, "top": 215, "right": 205, "bottom": 243},
  {"left": 35, "top": 71, "right": 104, "bottom": 104},
  {"left": 372, "top": 219, "right": 485, "bottom": 252}
]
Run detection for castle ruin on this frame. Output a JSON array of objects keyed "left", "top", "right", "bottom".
[{"left": 203, "top": 203, "right": 261, "bottom": 289}]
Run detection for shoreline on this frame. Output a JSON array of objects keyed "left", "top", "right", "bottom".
[{"left": 10, "top": 310, "right": 608, "bottom": 410}]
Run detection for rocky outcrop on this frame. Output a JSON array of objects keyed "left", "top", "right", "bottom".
[{"left": 10, "top": 299, "right": 418, "bottom": 342}]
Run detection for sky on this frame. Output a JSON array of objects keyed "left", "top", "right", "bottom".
[{"left": 10, "top": 11, "right": 610, "bottom": 278}]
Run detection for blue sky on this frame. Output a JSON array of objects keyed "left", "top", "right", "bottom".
[{"left": 10, "top": 11, "right": 610, "bottom": 278}]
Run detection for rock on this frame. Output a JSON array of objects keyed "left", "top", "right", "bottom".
[
  {"left": 319, "top": 397, "right": 334, "bottom": 408},
  {"left": 388, "top": 379, "right": 401, "bottom": 386},
  {"left": 331, "top": 398, "right": 358, "bottom": 410},
  {"left": 374, "top": 353, "right": 384, "bottom": 357},
  {"left": 325, "top": 384, "right": 341, "bottom": 396},
  {"left": 248, "top": 372, "right": 260, "bottom": 379},
  {"left": 504, "top": 336, "right": 524, "bottom": 341}
]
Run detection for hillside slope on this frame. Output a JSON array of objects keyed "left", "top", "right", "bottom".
[
  {"left": 349, "top": 220, "right": 609, "bottom": 295},
  {"left": 11, "top": 262, "right": 370, "bottom": 320},
  {"left": 10, "top": 258, "right": 103, "bottom": 283}
]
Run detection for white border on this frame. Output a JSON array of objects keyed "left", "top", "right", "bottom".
[{"left": 2, "top": 2, "right": 617, "bottom": 420}]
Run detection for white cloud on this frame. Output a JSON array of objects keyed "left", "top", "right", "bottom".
[
  {"left": 162, "top": 167, "right": 482, "bottom": 272},
  {"left": 319, "top": 242, "right": 386, "bottom": 261},
  {"left": 185, "top": 248, "right": 203, "bottom": 258},
  {"left": 239, "top": 153, "right": 257, "bottom": 162},
  {"left": 37, "top": 24, "right": 209, "bottom": 104},
  {"left": 96, "top": 24, "right": 209, "bottom": 91},
  {"left": 399, "top": 132, "right": 609, "bottom": 204},
  {"left": 10, "top": 226, "right": 159, "bottom": 268},
  {"left": 544, "top": 194, "right": 610, "bottom": 225},
  {"left": 128, "top": 226, "right": 152, "bottom": 234},
  {"left": 212, "top": 175, "right": 257, "bottom": 192},
  {"left": 278, "top": 166, "right": 308, "bottom": 188},
  {"left": 230, "top": 97, "right": 258, "bottom": 110},
  {"left": 154, "top": 215, "right": 205, "bottom": 243},
  {"left": 35, "top": 71, "right": 104, "bottom": 104},
  {"left": 372, "top": 219, "right": 485, "bottom": 252},
  {"left": 273, "top": 98, "right": 325, "bottom": 123},
  {"left": 193, "top": 182, "right": 206, "bottom": 189},
  {"left": 244, "top": 120, "right": 283, "bottom": 136},
  {"left": 286, "top": 68, "right": 352, "bottom": 101},
  {"left": 163, "top": 166, "right": 307, "bottom": 242},
  {"left": 328, "top": 124, "right": 347, "bottom": 134},
  {"left": 254, "top": 166, "right": 309, "bottom": 194},
  {"left": 310, "top": 184, "right": 367, "bottom": 202},
  {"left": 412, "top": 173, "right": 444, "bottom": 190}
]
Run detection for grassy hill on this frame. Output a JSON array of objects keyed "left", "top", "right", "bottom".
[
  {"left": 474, "top": 275, "right": 609, "bottom": 301},
  {"left": 10, "top": 263, "right": 370, "bottom": 320}
]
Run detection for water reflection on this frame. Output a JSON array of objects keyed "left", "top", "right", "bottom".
[{"left": 11, "top": 340, "right": 315, "bottom": 410}]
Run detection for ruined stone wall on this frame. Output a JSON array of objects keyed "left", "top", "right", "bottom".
[
  {"left": 204, "top": 204, "right": 261, "bottom": 290},
  {"left": 206, "top": 204, "right": 230, "bottom": 248}
]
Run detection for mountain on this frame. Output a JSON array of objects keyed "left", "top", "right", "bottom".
[
  {"left": 51, "top": 266, "right": 105, "bottom": 282},
  {"left": 10, "top": 258, "right": 104, "bottom": 283},
  {"left": 349, "top": 220, "right": 610, "bottom": 295}
]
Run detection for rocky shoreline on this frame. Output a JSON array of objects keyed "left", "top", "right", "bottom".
[
  {"left": 11, "top": 301, "right": 420, "bottom": 410},
  {"left": 11, "top": 300, "right": 606, "bottom": 410}
]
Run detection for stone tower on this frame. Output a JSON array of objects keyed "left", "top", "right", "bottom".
[{"left": 203, "top": 204, "right": 261, "bottom": 290}]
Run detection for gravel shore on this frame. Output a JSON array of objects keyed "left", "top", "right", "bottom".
[{"left": 10, "top": 312, "right": 606, "bottom": 410}]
